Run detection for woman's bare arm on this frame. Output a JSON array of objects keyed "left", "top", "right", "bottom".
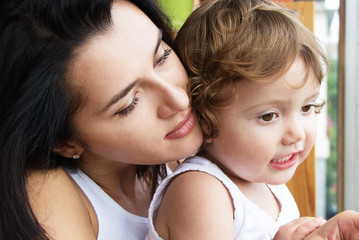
[{"left": 26, "top": 167, "right": 97, "bottom": 240}]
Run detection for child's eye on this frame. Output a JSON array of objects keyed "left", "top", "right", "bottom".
[
  {"left": 156, "top": 48, "right": 172, "bottom": 65},
  {"left": 302, "top": 100, "right": 326, "bottom": 114},
  {"left": 259, "top": 112, "right": 277, "bottom": 122},
  {"left": 115, "top": 95, "right": 139, "bottom": 118},
  {"left": 302, "top": 104, "right": 313, "bottom": 113}
]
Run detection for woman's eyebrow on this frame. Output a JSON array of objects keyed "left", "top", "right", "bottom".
[
  {"left": 154, "top": 29, "right": 163, "bottom": 56},
  {"left": 101, "top": 30, "right": 162, "bottom": 113},
  {"left": 102, "top": 80, "right": 139, "bottom": 112}
]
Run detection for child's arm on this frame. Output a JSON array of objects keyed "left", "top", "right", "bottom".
[
  {"left": 274, "top": 217, "right": 326, "bottom": 240},
  {"left": 153, "top": 171, "right": 234, "bottom": 240},
  {"left": 304, "top": 210, "right": 359, "bottom": 240}
]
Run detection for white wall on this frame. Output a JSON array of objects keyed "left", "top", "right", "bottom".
[
  {"left": 314, "top": 1, "right": 331, "bottom": 218},
  {"left": 343, "top": 0, "right": 359, "bottom": 211}
]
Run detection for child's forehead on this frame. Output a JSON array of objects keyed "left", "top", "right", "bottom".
[
  {"left": 248, "top": 56, "right": 320, "bottom": 85},
  {"left": 234, "top": 75, "right": 320, "bottom": 113},
  {"left": 236, "top": 58, "right": 320, "bottom": 95}
]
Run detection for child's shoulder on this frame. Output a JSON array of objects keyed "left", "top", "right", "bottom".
[
  {"left": 170, "top": 156, "right": 233, "bottom": 202},
  {"left": 170, "top": 169, "right": 230, "bottom": 196},
  {"left": 154, "top": 168, "right": 235, "bottom": 239}
]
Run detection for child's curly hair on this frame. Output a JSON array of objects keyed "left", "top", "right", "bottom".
[{"left": 174, "top": 0, "right": 327, "bottom": 142}]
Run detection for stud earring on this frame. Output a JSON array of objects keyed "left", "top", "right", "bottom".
[{"left": 73, "top": 154, "right": 80, "bottom": 159}]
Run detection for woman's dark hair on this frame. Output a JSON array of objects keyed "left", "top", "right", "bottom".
[{"left": 0, "top": 0, "right": 172, "bottom": 239}]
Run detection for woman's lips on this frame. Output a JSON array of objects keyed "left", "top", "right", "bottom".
[
  {"left": 270, "top": 153, "right": 298, "bottom": 170},
  {"left": 165, "top": 110, "right": 196, "bottom": 139}
]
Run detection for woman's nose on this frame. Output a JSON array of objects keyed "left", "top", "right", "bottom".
[
  {"left": 282, "top": 118, "right": 306, "bottom": 145},
  {"left": 154, "top": 78, "right": 189, "bottom": 119}
]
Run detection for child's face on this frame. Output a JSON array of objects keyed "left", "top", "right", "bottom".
[{"left": 205, "top": 57, "right": 321, "bottom": 185}]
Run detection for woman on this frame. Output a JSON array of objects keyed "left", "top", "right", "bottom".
[{"left": 0, "top": 0, "right": 203, "bottom": 239}]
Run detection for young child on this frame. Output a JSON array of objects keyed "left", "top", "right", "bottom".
[{"left": 147, "top": 0, "right": 359, "bottom": 239}]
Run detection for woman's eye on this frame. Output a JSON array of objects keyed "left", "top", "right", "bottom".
[
  {"left": 116, "top": 96, "right": 139, "bottom": 118},
  {"left": 259, "top": 112, "right": 277, "bottom": 122},
  {"left": 156, "top": 48, "right": 172, "bottom": 65}
]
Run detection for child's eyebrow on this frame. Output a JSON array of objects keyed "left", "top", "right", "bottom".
[
  {"left": 243, "top": 90, "right": 321, "bottom": 112},
  {"left": 305, "top": 91, "right": 321, "bottom": 101}
]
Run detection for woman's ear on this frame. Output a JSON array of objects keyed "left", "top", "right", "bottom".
[{"left": 52, "top": 140, "right": 84, "bottom": 159}]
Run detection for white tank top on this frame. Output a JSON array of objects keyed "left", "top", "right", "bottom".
[
  {"left": 147, "top": 156, "right": 300, "bottom": 240},
  {"left": 67, "top": 168, "right": 148, "bottom": 240}
]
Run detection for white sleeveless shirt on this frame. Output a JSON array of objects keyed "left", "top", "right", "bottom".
[
  {"left": 147, "top": 156, "right": 300, "bottom": 240},
  {"left": 66, "top": 168, "right": 148, "bottom": 240}
]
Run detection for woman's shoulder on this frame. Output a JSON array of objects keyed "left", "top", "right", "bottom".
[
  {"left": 26, "top": 167, "right": 98, "bottom": 239},
  {"left": 27, "top": 166, "right": 71, "bottom": 186},
  {"left": 26, "top": 167, "right": 80, "bottom": 201}
]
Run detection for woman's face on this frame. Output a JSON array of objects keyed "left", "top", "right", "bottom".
[{"left": 68, "top": 1, "right": 203, "bottom": 166}]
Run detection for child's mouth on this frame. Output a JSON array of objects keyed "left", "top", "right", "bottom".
[{"left": 270, "top": 153, "right": 298, "bottom": 170}]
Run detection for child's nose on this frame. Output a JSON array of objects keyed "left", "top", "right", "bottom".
[{"left": 282, "top": 118, "right": 306, "bottom": 145}]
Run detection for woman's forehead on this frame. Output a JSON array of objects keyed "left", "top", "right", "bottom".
[{"left": 67, "top": 1, "right": 161, "bottom": 113}]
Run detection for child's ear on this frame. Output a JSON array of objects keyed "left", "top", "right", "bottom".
[
  {"left": 52, "top": 140, "right": 84, "bottom": 159},
  {"left": 205, "top": 138, "right": 213, "bottom": 144}
]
